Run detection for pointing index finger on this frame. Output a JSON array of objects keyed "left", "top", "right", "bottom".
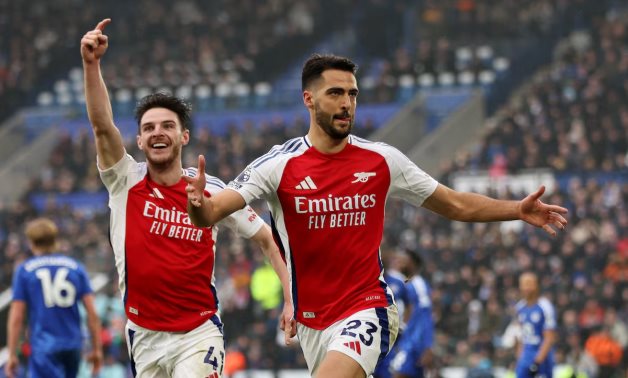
[
  {"left": 198, "top": 155, "right": 206, "bottom": 176},
  {"left": 95, "top": 18, "right": 111, "bottom": 32}
]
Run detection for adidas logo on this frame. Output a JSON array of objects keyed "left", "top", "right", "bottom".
[
  {"left": 343, "top": 340, "right": 361, "bottom": 355},
  {"left": 148, "top": 187, "right": 165, "bottom": 199},
  {"left": 295, "top": 176, "right": 318, "bottom": 190}
]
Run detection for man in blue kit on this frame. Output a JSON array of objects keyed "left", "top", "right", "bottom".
[
  {"left": 515, "top": 272, "right": 556, "bottom": 378},
  {"left": 5, "top": 218, "right": 102, "bottom": 378},
  {"left": 373, "top": 249, "right": 409, "bottom": 378},
  {"left": 390, "top": 251, "right": 434, "bottom": 378}
]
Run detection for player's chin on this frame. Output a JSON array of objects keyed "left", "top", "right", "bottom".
[{"left": 147, "top": 153, "right": 176, "bottom": 166}]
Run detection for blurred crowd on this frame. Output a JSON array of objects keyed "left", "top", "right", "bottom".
[
  {"left": 0, "top": 1, "right": 626, "bottom": 378},
  {"left": 1, "top": 0, "right": 608, "bottom": 120},
  {"left": 0, "top": 0, "right": 352, "bottom": 121},
  {"left": 451, "top": 15, "right": 628, "bottom": 174}
]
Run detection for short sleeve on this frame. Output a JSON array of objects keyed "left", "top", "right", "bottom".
[
  {"left": 11, "top": 265, "right": 27, "bottom": 301},
  {"left": 385, "top": 146, "right": 438, "bottom": 206}
]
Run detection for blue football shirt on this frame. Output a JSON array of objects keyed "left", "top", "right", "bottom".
[{"left": 12, "top": 254, "right": 93, "bottom": 353}]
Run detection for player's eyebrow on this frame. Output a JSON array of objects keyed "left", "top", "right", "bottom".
[{"left": 325, "top": 87, "right": 359, "bottom": 95}]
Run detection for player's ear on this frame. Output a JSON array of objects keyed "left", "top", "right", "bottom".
[
  {"left": 303, "top": 90, "right": 314, "bottom": 110},
  {"left": 181, "top": 129, "right": 190, "bottom": 146},
  {"left": 136, "top": 134, "right": 144, "bottom": 150}
]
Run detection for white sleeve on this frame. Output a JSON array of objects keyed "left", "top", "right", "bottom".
[
  {"left": 386, "top": 146, "right": 439, "bottom": 206},
  {"left": 218, "top": 205, "right": 265, "bottom": 239},
  {"left": 201, "top": 173, "right": 265, "bottom": 239},
  {"left": 228, "top": 160, "right": 284, "bottom": 205},
  {"left": 539, "top": 298, "right": 557, "bottom": 330},
  {"left": 98, "top": 153, "right": 143, "bottom": 197}
]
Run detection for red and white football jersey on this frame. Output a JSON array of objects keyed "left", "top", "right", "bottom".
[
  {"left": 100, "top": 153, "right": 263, "bottom": 332},
  {"left": 229, "top": 135, "right": 438, "bottom": 329}
]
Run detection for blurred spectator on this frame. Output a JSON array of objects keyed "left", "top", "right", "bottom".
[{"left": 584, "top": 327, "right": 624, "bottom": 377}]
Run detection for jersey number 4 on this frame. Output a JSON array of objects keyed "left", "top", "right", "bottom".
[{"left": 35, "top": 268, "right": 77, "bottom": 308}]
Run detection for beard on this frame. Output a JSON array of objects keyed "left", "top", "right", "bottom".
[{"left": 314, "top": 102, "right": 353, "bottom": 140}]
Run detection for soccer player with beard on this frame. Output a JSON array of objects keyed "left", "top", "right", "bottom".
[
  {"left": 81, "top": 19, "right": 295, "bottom": 377},
  {"left": 185, "top": 54, "right": 568, "bottom": 378}
]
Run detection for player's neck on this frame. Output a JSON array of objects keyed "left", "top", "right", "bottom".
[
  {"left": 526, "top": 295, "right": 539, "bottom": 305},
  {"left": 32, "top": 248, "right": 56, "bottom": 256},
  {"left": 307, "top": 127, "right": 349, "bottom": 155},
  {"left": 147, "top": 161, "right": 183, "bottom": 186}
]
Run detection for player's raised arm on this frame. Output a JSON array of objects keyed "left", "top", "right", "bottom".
[
  {"left": 422, "top": 184, "right": 568, "bottom": 236},
  {"left": 184, "top": 154, "right": 247, "bottom": 226},
  {"left": 81, "top": 18, "right": 125, "bottom": 169}
]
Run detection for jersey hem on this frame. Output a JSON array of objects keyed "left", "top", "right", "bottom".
[{"left": 126, "top": 310, "right": 217, "bottom": 332}]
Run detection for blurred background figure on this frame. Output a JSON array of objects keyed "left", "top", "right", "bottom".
[
  {"left": 515, "top": 272, "right": 556, "bottom": 378},
  {"left": 5, "top": 218, "right": 102, "bottom": 378},
  {"left": 390, "top": 251, "right": 435, "bottom": 378}
]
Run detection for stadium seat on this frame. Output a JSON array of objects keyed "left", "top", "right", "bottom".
[
  {"left": 438, "top": 72, "right": 456, "bottom": 87},
  {"left": 214, "top": 82, "right": 232, "bottom": 111},
  {"left": 456, "top": 46, "right": 473, "bottom": 71},
  {"left": 397, "top": 74, "right": 416, "bottom": 102},
  {"left": 114, "top": 88, "right": 133, "bottom": 114},
  {"left": 476, "top": 45, "right": 494, "bottom": 65},
  {"left": 56, "top": 92, "right": 73, "bottom": 106},
  {"left": 175, "top": 85, "right": 193, "bottom": 101},
  {"left": 478, "top": 70, "right": 496, "bottom": 86},
  {"left": 36, "top": 92, "right": 55, "bottom": 107},
  {"left": 194, "top": 84, "right": 212, "bottom": 112},
  {"left": 234, "top": 82, "right": 251, "bottom": 108},
  {"left": 253, "top": 82, "right": 272, "bottom": 109},
  {"left": 458, "top": 71, "right": 475, "bottom": 87},
  {"left": 53, "top": 79, "right": 71, "bottom": 95},
  {"left": 135, "top": 87, "right": 152, "bottom": 101}
]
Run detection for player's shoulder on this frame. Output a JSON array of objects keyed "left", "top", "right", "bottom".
[
  {"left": 537, "top": 297, "right": 555, "bottom": 312},
  {"left": 350, "top": 135, "right": 395, "bottom": 153},
  {"left": 350, "top": 135, "right": 412, "bottom": 166},
  {"left": 407, "top": 275, "right": 429, "bottom": 293},
  {"left": 249, "top": 136, "right": 308, "bottom": 169},
  {"left": 21, "top": 254, "right": 81, "bottom": 273},
  {"left": 386, "top": 270, "right": 407, "bottom": 284},
  {"left": 515, "top": 299, "right": 526, "bottom": 311},
  {"left": 183, "top": 168, "right": 227, "bottom": 190}
]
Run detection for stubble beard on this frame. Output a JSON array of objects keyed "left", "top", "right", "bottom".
[
  {"left": 145, "top": 143, "right": 182, "bottom": 172},
  {"left": 314, "top": 102, "right": 353, "bottom": 140}
]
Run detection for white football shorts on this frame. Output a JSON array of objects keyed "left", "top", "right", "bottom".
[
  {"left": 297, "top": 305, "right": 399, "bottom": 376},
  {"left": 125, "top": 315, "right": 225, "bottom": 378}
]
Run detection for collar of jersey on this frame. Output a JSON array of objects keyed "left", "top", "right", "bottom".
[{"left": 303, "top": 134, "right": 354, "bottom": 149}]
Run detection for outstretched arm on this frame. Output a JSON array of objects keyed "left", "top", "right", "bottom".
[
  {"left": 81, "top": 18, "right": 125, "bottom": 169},
  {"left": 250, "top": 224, "right": 296, "bottom": 345},
  {"left": 422, "top": 184, "right": 568, "bottom": 236},
  {"left": 184, "top": 155, "right": 247, "bottom": 226}
]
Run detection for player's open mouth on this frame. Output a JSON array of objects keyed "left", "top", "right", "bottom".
[{"left": 152, "top": 143, "right": 168, "bottom": 149}]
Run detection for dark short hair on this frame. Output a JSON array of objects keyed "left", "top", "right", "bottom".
[
  {"left": 301, "top": 54, "right": 358, "bottom": 91},
  {"left": 406, "top": 249, "right": 423, "bottom": 270},
  {"left": 134, "top": 92, "right": 192, "bottom": 132}
]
